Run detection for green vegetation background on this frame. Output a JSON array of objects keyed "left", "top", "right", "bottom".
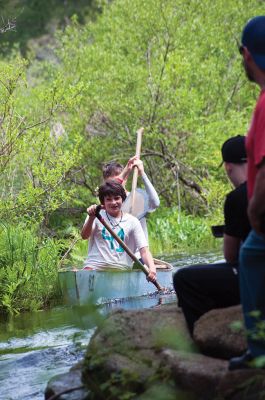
[{"left": 0, "top": 0, "right": 262, "bottom": 314}]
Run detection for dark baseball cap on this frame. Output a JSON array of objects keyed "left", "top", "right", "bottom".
[
  {"left": 242, "top": 16, "right": 265, "bottom": 70},
  {"left": 220, "top": 135, "right": 247, "bottom": 165}
]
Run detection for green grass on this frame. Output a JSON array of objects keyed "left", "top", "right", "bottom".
[
  {"left": 0, "top": 222, "right": 62, "bottom": 314},
  {"left": 148, "top": 208, "right": 218, "bottom": 256}
]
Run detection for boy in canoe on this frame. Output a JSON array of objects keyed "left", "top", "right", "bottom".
[
  {"left": 81, "top": 180, "right": 157, "bottom": 282},
  {"left": 102, "top": 156, "right": 160, "bottom": 242}
]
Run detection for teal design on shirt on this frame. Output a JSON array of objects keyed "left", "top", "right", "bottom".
[{"left": 102, "top": 227, "right": 125, "bottom": 253}]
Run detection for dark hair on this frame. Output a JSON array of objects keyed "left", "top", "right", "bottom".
[
  {"left": 102, "top": 161, "right": 123, "bottom": 179},
  {"left": 98, "top": 180, "right": 127, "bottom": 204}
]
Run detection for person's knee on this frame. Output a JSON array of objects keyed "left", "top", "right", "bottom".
[{"left": 173, "top": 268, "right": 188, "bottom": 292}]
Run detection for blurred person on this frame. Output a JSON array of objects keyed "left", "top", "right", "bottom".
[
  {"left": 229, "top": 16, "right": 265, "bottom": 370},
  {"left": 174, "top": 136, "right": 250, "bottom": 336}
]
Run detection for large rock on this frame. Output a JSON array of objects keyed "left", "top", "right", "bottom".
[
  {"left": 163, "top": 349, "right": 265, "bottom": 400},
  {"left": 45, "top": 304, "right": 265, "bottom": 400},
  {"left": 193, "top": 305, "right": 247, "bottom": 358},
  {"left": 82, "top": 304, "right": 193, "bottom": 398}
]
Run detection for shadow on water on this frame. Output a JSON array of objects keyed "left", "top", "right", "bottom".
[{"left": 0, "top": 250, "right": 221, "bottom": 400}]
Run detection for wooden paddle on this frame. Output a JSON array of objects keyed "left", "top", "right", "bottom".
[
  {"left": 95, "top": 205, "right": 163, "bottom": 291},
  {"left": 129, "top": 127, "right": 143, "bottom": 215}
]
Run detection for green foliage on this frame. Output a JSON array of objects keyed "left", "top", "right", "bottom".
[
  {"left": 51, "top": 0, "right": 263, "bottom": 215},
  {"left": 0, "top": 0, "right": 103, "bottom": 56},
  {"left": 0, "top": 223, "right": 62, "bottom": 314},
  {"left": 2, "top": 0, "right": 262, "bottom": 225},
  {"left": 148, "top": 208, "right": 218, "bottom": 256},
  {"left": 0, "top": 54, "right": 83, "bottom": 225},
  {"left": 0, "top": 0, "right": 262, "bottom": 312}
]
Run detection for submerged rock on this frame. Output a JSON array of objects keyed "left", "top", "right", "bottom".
[{"left": 44, "top": 362, "right": 89, "bottom": 400}]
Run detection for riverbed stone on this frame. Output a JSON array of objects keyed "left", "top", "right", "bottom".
[
  {"left": 45, "top": 362, "right": 90, "bottom": 400},
  {"left": 193, "top": 305, "right": 247, "bottom": 358}
]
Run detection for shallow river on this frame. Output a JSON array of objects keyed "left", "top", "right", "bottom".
[{"left": 0, "top": 251, "right": 221, "bottom": 400}]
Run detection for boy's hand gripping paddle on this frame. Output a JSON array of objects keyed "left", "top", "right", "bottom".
[{"left": 95, "top": 205, "right": 163, "bottom": 291}]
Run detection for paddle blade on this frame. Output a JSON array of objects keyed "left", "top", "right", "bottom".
[{"left": 122, "top": 189, "right": 148, "bottom": 219}]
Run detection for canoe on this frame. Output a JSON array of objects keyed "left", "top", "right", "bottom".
[{"left": 59, "top": 259, "right": 173, "bottom": 306}]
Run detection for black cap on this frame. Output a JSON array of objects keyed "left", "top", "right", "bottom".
[{"left": 221, "top": 135, "right": 247, "bottom": 165}]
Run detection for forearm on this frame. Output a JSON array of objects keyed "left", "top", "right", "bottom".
[
  {"left": 141, "top": 173, "right": 160, "bottom": 209},
  {"left": 119, "top": 156, "right": 137, "bottom": 182},
  {"left": 81, "top": 216, "right": 95, "bottom": 239},
  {"left": 140, "top": 247, "right": 156, "bottom": 273},
  {"left": 223, "top": 234, "right": 241, "bottom": 264},
  {"left": 119, "top": 166, "right": 131, "bottom": 182}
]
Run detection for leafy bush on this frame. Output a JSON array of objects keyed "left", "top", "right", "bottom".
[
  {"left": 0, "top": 223, "right": 62, "bottom": 314},
  {"left": 148, "top": 208, "right": 218, "bottom": 255}
]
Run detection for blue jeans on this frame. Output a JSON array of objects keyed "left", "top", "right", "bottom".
[{"left": 239, "top": 229, "right": 265, "bottom": 357}]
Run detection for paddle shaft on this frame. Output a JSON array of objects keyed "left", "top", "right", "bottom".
[
  {"left": 95, "top": 206, "right": 163, "bottom": 291},
  {"left": 130, "top": 127, "right": 144, "bottom": 214}
]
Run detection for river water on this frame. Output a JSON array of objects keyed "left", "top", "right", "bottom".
[{"left": 0, "top": 251, "right": 221, "bottom": 400}]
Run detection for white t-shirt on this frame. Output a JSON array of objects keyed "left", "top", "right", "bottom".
[{"left": 83, "top": 210, "right": 148, "bottom": 270}]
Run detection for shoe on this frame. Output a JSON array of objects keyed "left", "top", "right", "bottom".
[{"left": 228, "top": 351, "right": 253, "bottom": 371}]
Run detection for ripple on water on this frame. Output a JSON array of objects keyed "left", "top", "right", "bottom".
[{"left": 0, "top": 324, "right": 95, "bottom": 400}]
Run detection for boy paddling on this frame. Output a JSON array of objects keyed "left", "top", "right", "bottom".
[
  {"left": 81, "top": 180, "right": 157, "bottom": 283},
  {"left": 102, "top": 156, "right": 160, "bottom": 242}
]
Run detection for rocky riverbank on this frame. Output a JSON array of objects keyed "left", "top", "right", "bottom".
[{"left": 45, "top": 303, "right": 265, "bottom": 400}]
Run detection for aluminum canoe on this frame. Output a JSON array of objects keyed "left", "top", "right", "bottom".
[{"left": 59, "top": 259, "right": 173, "bottom": 305}]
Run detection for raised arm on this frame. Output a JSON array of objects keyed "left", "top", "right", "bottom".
[
  {"left": 117, "top": 157, "right": 136, "bottom": 184},
  {"left": 130, "top": 156, "right": 160, "bottom": 211},
  {"left": 141, "top": 172, "right": 160, "bottom": 211}
]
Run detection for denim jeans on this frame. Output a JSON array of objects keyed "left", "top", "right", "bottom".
[{"left": 239, "top": 229, "right": 265, "bottom": 357}]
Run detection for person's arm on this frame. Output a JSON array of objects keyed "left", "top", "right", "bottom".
[
  {"left": 117, "top": 156, "right": 136, "bottom": 184},
  {"left": 131, "top": 157, "right": 160, "bottom": 210},
  {"left": 248, "top": 160, "right": 265, "bottom": 235},
  {"left": 139, "top": 246, "right": 157, "bottom": 282},
  {"left": 141, "top": 172, "right": 160, "bottom": 210},
  {"left": 81, "top": 205, "right": 97, "bottom": 239},
  {"left": 132, "top": 216, "right": 156, "bottom": 282},
  {"left": 223, "top": 234, "right": 242, "bottom": 264}
]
